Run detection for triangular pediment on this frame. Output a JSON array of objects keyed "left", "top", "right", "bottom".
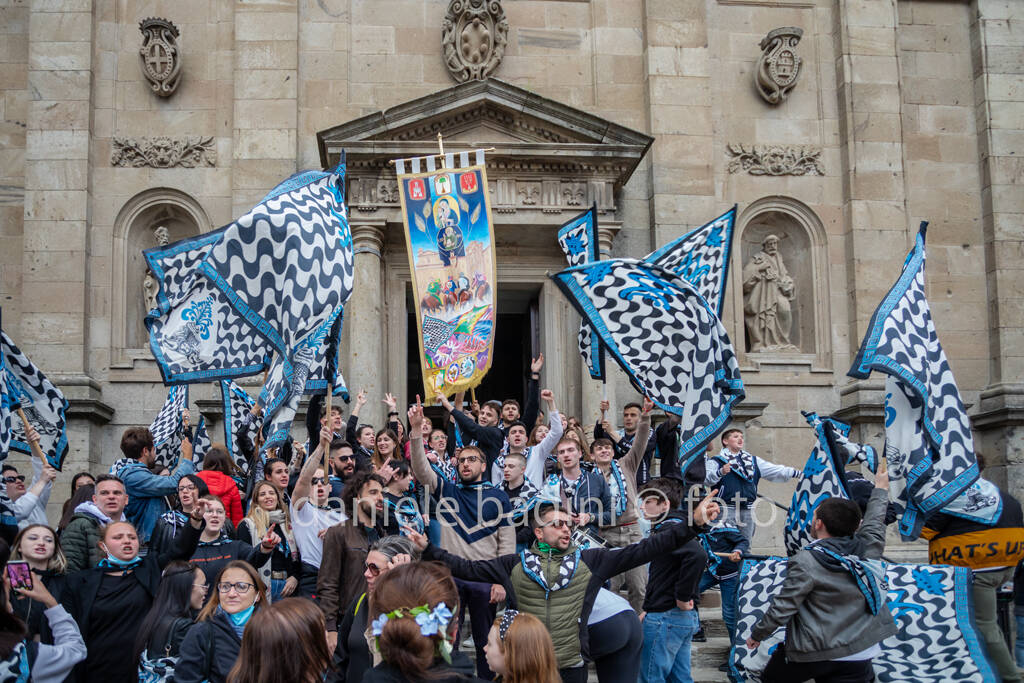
[
  {"left": 316, "top": 78, "right": 653, "bottom": 184},
  {"left": 318, "top": 78, "right": 651, "bottom": 147}
]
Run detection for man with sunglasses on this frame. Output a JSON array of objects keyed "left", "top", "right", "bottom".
[
  {"left": 2, "top": 424, "right": 58, "bottom": 528},
  {"left": 406, "top": 492, "right": 720, "bottom": 683},
  {"left": 408, "top": 397, "right": 513, "bottom": 680},
  {"left": 326, "top": 440, "right": 361, "bottom": 507}
]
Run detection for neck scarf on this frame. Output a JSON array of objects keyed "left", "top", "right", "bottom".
[
  {"left": 520, "top": 546, "right": 580, "bottom": 595},
  {"left": 806, "top": 540, "right": 882, "bottom": 615},
  {"left": 603, "top": 460, "right": 627, "bottom": 516},
  {"left": 560, "top": 472, "right": 583, "bottom": 502},
  {"left": 718, "top": 448, "right": 754, "bottom": 481},
  {"left": 98, "top": 554, "right": 143, "bottom": 573}
]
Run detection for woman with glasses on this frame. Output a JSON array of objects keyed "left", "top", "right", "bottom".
[
  {"left": 134, "top": 560, "right": 208, "bottom": 677},
  {"left": 9, "top": 524, "right": 68, "bottom": 643},
  {"left": 61, "top": 503, "right": 208, "bottom": 683},
  {"left": 174, "top": 560, "right": 267, "bottom": 683},
  {"left": 236, "top": 481, "right": 298, "bottom": 602},
  {"left": 190, "top": 495, "right": 278, "bottom": 587},
  {"left": 328, "top": 536, "right": 419, "bottom": 683},
  {"left": 196, "top": 446, "right": 245, "bottom": 527},
  {"left": 150, "top": 474, "right": 210, "bottom": 558}
]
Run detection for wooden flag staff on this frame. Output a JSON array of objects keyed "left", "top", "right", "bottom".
[{"left": 15, "top": 408, "right": 47, "bottom": 465}]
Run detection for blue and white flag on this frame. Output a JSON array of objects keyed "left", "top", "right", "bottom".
[
  {"left": 145, "top": 162, "right": 354, "bottom": 453},
  {"left": 556, "top": 205, "right": 605, "bottom": 381},
  {"left": 784, "top": 412, "right": 878, "bottom": 555},
  {"left": 848, "top": 223, "right": 995, "bottom": 540},
  {"left": 192, "top": 415, "right": 211, "bottom": 469},
  {"left": 551, "top": 259, "right": 744, "bottom": 467},
  {"left": 644, "top": 205, "right": 737, "bottom": 317},
  {"left": 0, "top": 329, "right": 69, "bottom": 470},
  {"left": 732, "top": 558, "right": 996, "bottom": 683},
  {"left": 150, "top": 385, "right": 188, "bottom": 470},
  {"left": 220, "top": 379, "right": 257, "bottom": 471}
]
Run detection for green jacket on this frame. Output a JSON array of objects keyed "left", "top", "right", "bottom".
[
  {"left": 61, "top": 512, "right": 103, "bottom": 573},
  {"left": 424, "top": 519, "right": 698, "bottom": 669},
  {"left": 510, "top": 545, "right": 591, "bottom": 668}
]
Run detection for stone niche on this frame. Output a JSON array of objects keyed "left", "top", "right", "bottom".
[
  {"left": 112, "top": 188, "right": 211, "bottom": 366},
  {"left": 734, "top": 196, "right": 830, "bottom": 369}
]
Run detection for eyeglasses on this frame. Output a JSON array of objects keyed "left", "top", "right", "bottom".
[
  {"left": 217, "top": 581, "right": 255, "bottom": 594},
  {"left": 457, "top": 455, "right": 481, "bottom": 464},
  {"left": 311, "top": 477, "right": 327, "bottom": 485},
  {"left": 541, "top": 519, "right": 573, "bottom": 529},
  {"left": 193, "top": 583, "right": 209, "bottom": 593},
  {"left": 2, "top": 476, "right": 25, "bottom": 484},
  {"left": 364, "top": 561, "right": 384, "bottom": 577}
]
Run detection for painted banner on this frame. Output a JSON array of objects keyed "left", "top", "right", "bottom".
[{"left": 396, "top": 150, "right": 496, "bottom": 402}]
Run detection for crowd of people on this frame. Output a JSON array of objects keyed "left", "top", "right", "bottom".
[{"left": 0, "top": 352, "right": 1021, "bottom": 683}]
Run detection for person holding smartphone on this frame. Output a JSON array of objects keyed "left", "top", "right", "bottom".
[
  {"left": 8, "top": 524, "right": 69, "bottom": 643},
  {"left": 1, "top": 552, "right": 87, "bottom": 683}
]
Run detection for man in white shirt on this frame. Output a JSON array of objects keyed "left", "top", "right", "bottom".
[
  {"left": 490, "top": 389, "right": 563, "bottom": 488},
  {"left": 705, "top": 428, "right": 799, "bottom": 540},
  {"left": 289, "top": 424, "right": 346, "bottom": 599}
]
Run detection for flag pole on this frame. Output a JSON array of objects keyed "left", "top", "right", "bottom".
[
  {"left": 15, "top": 408, "right": 47, "bottom": 465},
  {"left": 437, "top": 133, "right": 445, "bottom": 167},
  {"left": 323, "top": 390, "right": 331, "bottom": 479}
]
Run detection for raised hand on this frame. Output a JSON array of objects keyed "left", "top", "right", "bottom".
[
  {"left": 875, "top": 459, "right": 889, "bottom": 491},
  {"left": 599, "top": 399, "right": 610, "bottom": 413},
  {"left": 356, "top": 389, "right": 367, "bottom": 407},
  {"left": 261, "top": 523, "right": 282, "bottom": 551},
  {"left": 402, "top": 526, "right": 428, "bottom": 551},
  {"left": 388, "top": 553, "right": 412, "bottom": 570},
  {"left": 531, "top": 353, "right": 544, "bottom": 374},
  {"left": 40, "top": 465, "right": 57, "bottom": 483},
  {"left": 408, "top": 396, "right": 425, "bottom": 431},
  {"left": 437, "top": 394, "right": 453, "bottom": 412},
  {"left": 319, "top": 425, "right": 332, "bottom": 452},
  {"left": 383, "top": 393, "right": 397, "bottom": 411},
  {"left": 24, "top": 424, "right": 40, "bottom": 445},
  {"left": 693, "top": 489, "right": 721, "bottom": 527},
  {"left": 540, "top": 389, "right": 554, "bottom": 406}
]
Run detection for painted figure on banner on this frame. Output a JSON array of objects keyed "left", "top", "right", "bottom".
[{"left": 398, "top": 156, "right": 496, "bottom": 402}]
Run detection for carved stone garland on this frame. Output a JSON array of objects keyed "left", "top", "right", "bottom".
[
  {"left": 139, "top": 18, "right": 182, "bottom": 97},
  {"left": 111, "top": 136, "right": 216, "bottom": 168},
  {"left": 726, "top": 144, "right": 823, "bottom": 176},
  {"left": 442, "top": 0, "right": 509, "bottom": 83}
]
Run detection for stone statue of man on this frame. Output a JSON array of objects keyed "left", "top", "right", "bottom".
[
  {"left": 742, "top": 234, "right": 797, "bottom": 352},
  {"left": 142, "top": 225, "right": 171, "bottom": 313}
]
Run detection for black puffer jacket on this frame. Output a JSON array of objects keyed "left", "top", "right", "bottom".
[{"left": 172, "top": 609, "right": 245, "bottom": 683}]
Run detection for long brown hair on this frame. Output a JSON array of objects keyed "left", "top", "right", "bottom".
[
  {"left": 226, "top": 598, "right": 330, "bottom": 683},
  {"left": 197, "top": 561, "right": 267, "bottom": 622},
  {"left": 372, "top": 429, "right": 400, "bottom": 470},
  {"left": 494, "top": 612, "right": 560, "bottom": 683},
  {"left": 11, "top": 525, "right": 67, "bottom": 574},
  {"left": 370, "top": 562, "right": 459, "bottom": 680},
  {"left": 201, "top": 445, "right": 240, "bottom": 476}
]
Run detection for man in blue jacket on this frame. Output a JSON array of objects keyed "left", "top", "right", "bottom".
[{"left": 113, "top": 426, "right": 196, "bottom": 544}]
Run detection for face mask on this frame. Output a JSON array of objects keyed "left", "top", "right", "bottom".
[{"left": 228, "top": 603, "right": 256, "bottom": 626}]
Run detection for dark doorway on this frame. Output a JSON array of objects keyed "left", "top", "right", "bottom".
[{"left": 406, "top": 283, "right": 540, "bottom": 413}]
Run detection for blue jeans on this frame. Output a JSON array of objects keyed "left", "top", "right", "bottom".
[
  {"left": 641, "top": 607, "right": 699, "bottom": 683},
  {"left": 270, "top": 577, "right": 286, "bottom": 602},
  {"left": 1016, "top": 614, "right": 1024, "bottom": 668},
  {"left": 698, "top": 572, "right": 739, "bottom": 646}
]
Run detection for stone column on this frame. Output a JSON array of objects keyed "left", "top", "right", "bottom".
[
  {"left": 579, "top": 221, "right": 623, "bottom": 433},
  {"left": 833, "top": 0, "right": 910, "bottom": 440},
  {"left": 347, "top": 220, "right": 387, "bottom": 428},
  {"left": 970, "top": 0, "right": 1024, "bottom": 492}
]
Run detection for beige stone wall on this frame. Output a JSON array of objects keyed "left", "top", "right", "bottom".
[
  {"left": 0, "top": 0, "right": 27, "bottom": 333},
  {"left": 0, "top": 0, "right": 1019, "bottom": 536}
]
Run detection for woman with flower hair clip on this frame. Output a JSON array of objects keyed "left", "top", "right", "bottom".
[
  {"left": 484, "top": 610, "right": 560, "bottom": 683},
  {"left": 363, "top": 562, "right": 486, "bottom": 682}
]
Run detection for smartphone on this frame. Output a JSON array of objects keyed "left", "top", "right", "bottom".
[{"left": 6, "top": 561, "right": 32, "bottom": 591}]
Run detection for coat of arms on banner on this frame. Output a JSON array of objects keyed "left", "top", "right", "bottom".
[{"left": 397, "top": 151, "right": 497, "bottom": 402}]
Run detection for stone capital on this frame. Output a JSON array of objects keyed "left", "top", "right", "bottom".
[{"left": 351, "top": 220, "right": 386, "bottom": 257}]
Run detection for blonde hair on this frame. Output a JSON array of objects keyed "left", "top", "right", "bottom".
[
  {"left": 244, "top": 481, "right": 290, "bottom": 538},
  {"left": 11, "top": 525, "right": 67, "bottom": 574},
  {"left": 493, "top": 612, "right": 560, "bottom": 683}
]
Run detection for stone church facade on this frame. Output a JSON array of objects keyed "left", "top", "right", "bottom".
[{"left": 0, "top": 0, "right": 1021, "bottom": 540}]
